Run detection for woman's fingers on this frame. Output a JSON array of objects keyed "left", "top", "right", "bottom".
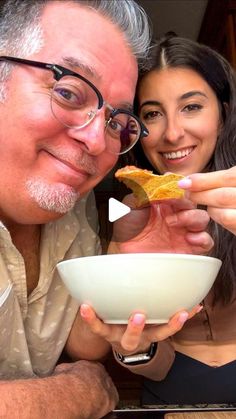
[
  {"left": 178, "top": 168, "right": 236, "bottom": 235},
  {"left": 80, "top": 304, "right": 119, "bottom": 340},
  {"left": 144, "top": 310, "right": 190, "bottom": 343},
  {"left": 120, "top": 313, "right": 146, "bottom": 352},
  {"left": 179, "top": 167, "right": 236, "bottom": 191},
  {"left": 122, "top": 309, "right": 197, "bottom": 347},
  {"left": 208, "top": 207, "right": 236, "bottom": 235},
  {"left": 80, "top": 305, "right": 201, "bottom": 355},
  {"left": 189, "top": 188, "right": 236, "bottom": 208}
]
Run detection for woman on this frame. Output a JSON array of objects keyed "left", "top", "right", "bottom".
[{"left": 132, "top": 34, "right": 236, "bottom": 405}]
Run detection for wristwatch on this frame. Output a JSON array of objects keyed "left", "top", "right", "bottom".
[{"left": 114, "top": 342, "right": 157, "bottom": 365}]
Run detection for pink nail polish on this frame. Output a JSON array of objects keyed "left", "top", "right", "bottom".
[
  {"left": 178, "top": 312, "right": 188, "bottom": 324},
  {"left": 132, "top": 313, "right": 145, "bottom": 326},
  {"left": 80, "top": 304, "right": 90, "bottom": 318},
  {"left": 178, "top": 178, "right": 192, "bottom": 189}
]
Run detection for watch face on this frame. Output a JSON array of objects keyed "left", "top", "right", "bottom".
[
  {"left": 115, "top": 343, "right": 157, "bottom": 365},
  {"left": 122, "top": 353, "right": 151, "bottom": 364}
]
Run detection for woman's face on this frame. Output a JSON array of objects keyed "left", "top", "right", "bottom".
[{"left": 138, "top": 67, "right": 222, "bottom": 175}]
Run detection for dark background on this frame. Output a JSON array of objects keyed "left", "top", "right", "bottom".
[{"left": 136, "top": 0, "right": 236, "bottom": 68}]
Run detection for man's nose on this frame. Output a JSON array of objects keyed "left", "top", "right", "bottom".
[
  {"left": 164, "top": 115, "right": 184, "bottom": 143},
  {"left": 67, "top": 114, "right": 107, "bottom": 155}
]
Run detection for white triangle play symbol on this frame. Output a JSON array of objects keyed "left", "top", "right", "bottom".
[{"left": 108, "top": 198, "right": 131, "bottom": 222}]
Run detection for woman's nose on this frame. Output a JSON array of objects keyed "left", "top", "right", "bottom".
[
  {"left": 67, "top": 114, "right": 107, "bottom": 156},
  {"left": 164, "top": 116, "right": 184, "bottom": 143}
]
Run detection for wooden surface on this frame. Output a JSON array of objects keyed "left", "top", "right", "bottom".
[
  {"left": 104, "top": 410, "right": 236, "bottom": 419},
  {"left": 165, "top": 412, "right": 236, "bottom": 419}
]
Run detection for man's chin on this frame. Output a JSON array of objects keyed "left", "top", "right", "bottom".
[{"left": 26, "top": 179, "right": 80, "bottom": 215}]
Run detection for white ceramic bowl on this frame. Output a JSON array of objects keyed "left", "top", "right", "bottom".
[{"left": 57, "top": 253, "right": 222, "bottom": 324}]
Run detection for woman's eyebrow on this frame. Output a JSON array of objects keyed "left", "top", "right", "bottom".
[
  {"left": 140, "top": 100, "right": 161, "bottom": 109},
  {"left": 139, "top": 91, "right": 208, "bottom": 111},
  {"left": 181, "top": 90, "right": 207, "bottom": 99}
]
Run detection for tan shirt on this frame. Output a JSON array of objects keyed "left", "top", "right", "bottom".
[{"left": 0, "top": 192, "right": 100, "bottom": 379}]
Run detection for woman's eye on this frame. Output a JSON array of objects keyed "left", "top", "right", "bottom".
[
  {"left": 142, "top": 110, "right": 161, "bottom": 120},
  {"left": 183, "top": 104, "right": 203, "bottom": 112}
]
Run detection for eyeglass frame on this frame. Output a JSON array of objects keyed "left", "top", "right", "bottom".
[{"left": 0, "top": 55, "right": 149, "bottom": 154}]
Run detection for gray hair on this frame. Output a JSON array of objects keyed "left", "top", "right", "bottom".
[{"left": 0, "top": 0, "right": 151, "bottom": 100}]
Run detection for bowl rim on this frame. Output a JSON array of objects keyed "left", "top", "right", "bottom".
[{"left": 57, "top": 253, "right": 222, "bottom": 268}]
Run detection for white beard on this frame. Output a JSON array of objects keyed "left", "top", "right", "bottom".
[{"left": 26, "top": 178, "right": 79, "bottom": 214}]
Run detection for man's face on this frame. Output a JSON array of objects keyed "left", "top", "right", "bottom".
[{"left": 0, "top": 1, "right": 138, "bottom": 224}]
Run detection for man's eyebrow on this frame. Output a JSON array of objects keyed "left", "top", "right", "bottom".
[
  {"left": 60, "top": 57, "right": 133, "bottom": 111},
  {"left": 61, "top": 56, "right": 101, "bottom": 80},
  {"left": 181, "top": 90, "right": 207, "bottom": 99},
  {"left": 107, "top": 101, "right": 133, "bottom": 111},
  {"left": 119, "top": 102, "right": 133, "bottom": 111}
]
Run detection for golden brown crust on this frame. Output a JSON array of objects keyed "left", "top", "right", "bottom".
[{"left": 115, "top": 166, "right": 184, "bottom": 207}]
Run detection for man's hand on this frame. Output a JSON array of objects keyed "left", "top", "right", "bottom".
[
  {"left": 109, "top": 195, "right": 213, "bottom": 255},
  {"left": 54, "top": 360, "right": 119, "bottom": 418},
  {"left": 178, "top": 166, "right": 236, "bottom": 235},
  {"left": 0, "top": 360, "right": 118, "bottom": 419}
]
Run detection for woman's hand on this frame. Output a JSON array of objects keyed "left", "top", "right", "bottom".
[
  {"left": 79, "top": 304, "right": 201, "bottom": 355},
  {"left": 179, "top": 166, "right": 236, "bottom": 235}
]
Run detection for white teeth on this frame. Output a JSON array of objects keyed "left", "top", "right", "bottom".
[{"left": 163, "top": 147, "right": 193, "bottom": 160}]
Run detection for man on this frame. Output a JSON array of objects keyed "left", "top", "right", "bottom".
[{"left": 0, "top": 0, "right": 212, "bottom": 417}]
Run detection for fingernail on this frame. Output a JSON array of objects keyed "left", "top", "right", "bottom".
[
  {"left": 178, "top": 312, "right": 189, "bottom": 324},
  {"left": 80, "top": 304, "right": 90, "bottom": 318},
  {"left": 178, "top": 177, "right": 192, "bottom": 189},
  {"left": 132, "top": 313, "right": 145, "bottom": 326}
]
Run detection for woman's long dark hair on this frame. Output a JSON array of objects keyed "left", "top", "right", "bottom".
[{"left": 133, "top": 35, "right": 236, "bottom": 304}]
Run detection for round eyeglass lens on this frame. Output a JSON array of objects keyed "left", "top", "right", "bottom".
[
  {"left": 106, "top": 112, "right": 141, "bottom": 154},
  {"left": 51, "top": 76, "right": 99, "bottom": 128}
]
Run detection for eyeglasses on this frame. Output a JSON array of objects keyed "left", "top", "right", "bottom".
[{"left": 0, "top": 56, "right": 148, "bottom": 155}]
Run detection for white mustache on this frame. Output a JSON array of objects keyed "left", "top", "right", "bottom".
[{"left": 45, "top": 146, "right": 98, "bottom": 176}]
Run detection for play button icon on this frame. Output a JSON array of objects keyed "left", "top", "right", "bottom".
[
  {"left": 108, "top": 198, "right": 131, "bottom": 222},
  {"left": 86, "top": 188, "right": 150, "bottom": 245}
]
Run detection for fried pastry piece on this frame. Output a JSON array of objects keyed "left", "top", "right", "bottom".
[{"left": 115, "top": 165, "right": 184, "bottom": 207}]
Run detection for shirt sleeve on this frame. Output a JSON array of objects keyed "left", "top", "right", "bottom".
[{"left": 113, "top": 338, "right": 175, "bottom": 381}]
